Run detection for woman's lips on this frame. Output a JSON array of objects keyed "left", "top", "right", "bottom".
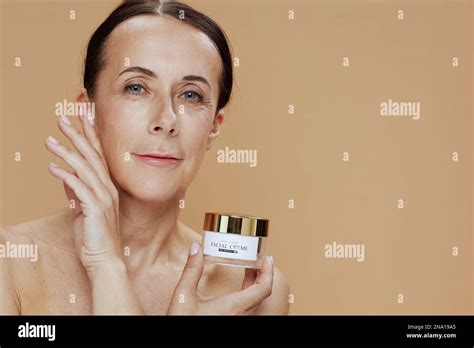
[{"left": 132, "top": 153, "right": 182, "bottom": 167}]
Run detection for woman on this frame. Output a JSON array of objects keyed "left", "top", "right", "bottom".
[{"left": 0, "top": 0, "right": 290, "bottom": 315}]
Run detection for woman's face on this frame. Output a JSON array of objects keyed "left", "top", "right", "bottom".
[{"left": 85, "top": 14, "right": 224, "bottom": 202}]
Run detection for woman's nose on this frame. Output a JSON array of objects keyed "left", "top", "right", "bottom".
[{"left": 149, "top": 103, "right": 179, "bottom": 136}]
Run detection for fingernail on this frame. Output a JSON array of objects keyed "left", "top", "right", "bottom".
[
  {"left": 49, "top": 162, "right": 59, "bottom": 168},
  {"left": 47, "top": 136, "right": 59, "bottom": 144},
  {"left": 268, "top": 256, "right": 273, "bottom": 266},
  {"left": 190, "top": 242, "right": 200, "bottom": 256},
  {"left": 60, "top": 115, "right": 71, "bottom": 126}
]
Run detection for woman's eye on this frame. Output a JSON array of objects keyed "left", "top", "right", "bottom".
[
  {"left": 182, "top": 91, "right": 204, "bottom": 103},
  {"left": 124, "top": 83, "right": 146, "bottom": 95}
]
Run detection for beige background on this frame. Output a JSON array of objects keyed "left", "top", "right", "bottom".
[{"left": 0, "top": 0, "right": 472, "bottom": 314}]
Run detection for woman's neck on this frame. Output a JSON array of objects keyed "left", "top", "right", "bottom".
[{"left": 117, "top": 189, "right": 186, "bottom": 272}]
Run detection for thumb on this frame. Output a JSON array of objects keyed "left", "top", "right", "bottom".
[{"left": 175, "top": 242, "right": 204, "bottom": 298}]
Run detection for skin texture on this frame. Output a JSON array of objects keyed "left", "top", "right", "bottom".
[{"left": 0, "top": 14, "right": 290, "bottom": 315}]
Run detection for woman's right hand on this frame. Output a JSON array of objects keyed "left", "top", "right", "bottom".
[
  {"left": 46, "top": 113, "right": 144, "bottom": 314},
  {"left": 167, "top": 242, "right": 274, "bottom": 315},
  {"left": 45, "top": 113, "right": 123, "bottom": 275}
]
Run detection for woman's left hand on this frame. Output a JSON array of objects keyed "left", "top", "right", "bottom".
[{"left": 167, "top": 242, "right": 274, "bottom": 315}]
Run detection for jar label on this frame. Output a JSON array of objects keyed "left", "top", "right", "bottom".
[{"left": 202, "top": 231, "right": 259, "bottom": 261}]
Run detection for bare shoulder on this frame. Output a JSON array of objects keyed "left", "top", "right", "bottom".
[
  {"left": 0, "top": 228, "right": 21, "bottom": 314},
  {"left": 0, "top": 208, "right": 76, "bottom": 285},
  {"left": 0, "top": 209, "right": 70, "bottom": 314},
  {"left": 1, "top": 208, "right": 75, "bottom": 247}
]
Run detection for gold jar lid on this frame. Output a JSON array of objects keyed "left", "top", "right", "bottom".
[{"left": 203, "top": 212, "right": 269, "bottom": 237}]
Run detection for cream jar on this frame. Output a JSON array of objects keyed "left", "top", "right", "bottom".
[{"left": 202, "top": 212, "right": 269, "bottom": 269}]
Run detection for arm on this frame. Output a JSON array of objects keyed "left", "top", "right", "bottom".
[
  {"left": 46, "top": 112, "right": 143, "bottom": 314},
  {"left": 88, "top": 259, "right": 144, "bottom": 315}
]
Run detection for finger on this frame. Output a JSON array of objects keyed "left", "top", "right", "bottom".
[
  {"left": 58, "top": 116, "right": 115, "bottom": 197},
  {"left": 45, "top": 136, "right": 112, "bottom": 205},
  {"left": 48, "top": 162, "right": 97, "bottom": 215},
  {"left": 78, "top": 111, "right": 108, "bottom": 166},
  {"left": 241, "top": 268, "right": 257, "bottom": 290},
  {"left": 174, "top": 242, "right": 204, "bottom": 298},
  {"left": 59, "top": 116, "right": 117, "bottom": 201},
  {"left": 218, "top": 256, "right": 274, "bottom": 313}
]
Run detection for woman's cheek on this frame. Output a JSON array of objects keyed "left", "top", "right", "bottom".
[
  {"left": 181, "top": 122, "right": 211, "bottom": 180},
  {"left": 95, "top": 113, "right": 133, "bottom": 179}
]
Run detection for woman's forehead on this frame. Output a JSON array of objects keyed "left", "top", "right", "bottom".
[{"left": 103, "top": 15, "right": 222, "bottom": 84}]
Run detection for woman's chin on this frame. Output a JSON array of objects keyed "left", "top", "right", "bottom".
[
  {"left": 128, "top": 186, "right": 182, "bottom": 204},
  {"left": 113, "top": 170, "right": 187, "bottom": 204}
]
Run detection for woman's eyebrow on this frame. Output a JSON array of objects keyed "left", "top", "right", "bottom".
[
  {"left": 118, "top": 66, "right": 157, "bottom": 79},
  {"left": 182, "top": 75, "right": 211, "bottom": 90},
  {"left": 117, "top": 67, "right": 211, "bottom": 90}
]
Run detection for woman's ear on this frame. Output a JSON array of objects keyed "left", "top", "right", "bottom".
[
  {"left": 76, "top": 88, "right": 89, "bottom": 104},
  {"left": 75, "top": 88, "right": 96, "bottom": 127},
  {"left": 206, "top": 109, "right": 224, "bottom": 150}
]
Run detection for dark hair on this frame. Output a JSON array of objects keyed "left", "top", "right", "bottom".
[{"left": 83, "top": 0, "right": 233, "bottom": 115}]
